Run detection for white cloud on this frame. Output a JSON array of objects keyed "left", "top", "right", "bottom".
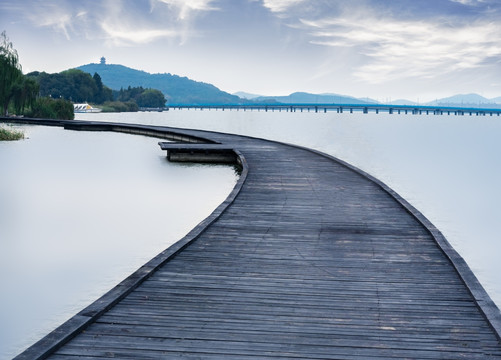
[
  {"left": 301, "top": 16, "right": 501, "bottom": 83},
  {"left": 97, "top": 0, "right": 190, "bottom": 46},
  {"left": 449, "top": 0, "right": 484, "bottom": 5},
  {"left": 154, "top": 0, "right": 218, "bottom": 20},
  {"left": 101, "top": 23, "right": 178, "bottom": 46},
  {"left": 24, "top": 3, "right": 77, "bottom": 40},
  {"left": 9, "top": 0, "right": 213, "bottom": 45},
  {"left": 259, "top": 0, "right": 307, "bottom": 13}
]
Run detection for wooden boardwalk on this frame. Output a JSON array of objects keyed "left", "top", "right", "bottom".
[{"left": 8, "top": 119, "right": 501, "bottom": 359}]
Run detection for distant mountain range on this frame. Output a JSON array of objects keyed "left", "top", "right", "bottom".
[
  {"left": 390, "top": 94, "right": 501, "bottom": 108},
  {"left": 76, "top": 63, "right": 241, "bottom": 105},
  {"left": 427, "top": 93, "right": 501, "bottom": 107},
  {"left": 248, "top": 92, "right": 377, "bottom": 105},
  {"left": 233, "top": 91, "right": 262, "bottom": 100},
  {"left": 235, "top": 91, "right": 501, "bottom": 108},
  {"left": 75, "top": 62, "right": 499, "bottom": 107}
]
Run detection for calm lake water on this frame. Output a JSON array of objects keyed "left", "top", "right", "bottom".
[
  {"left": 0, "top": 125, "right": 238, "bottom": 359},
  {"left": 1, "top": 109, "right": 500, "bottom": 358}
]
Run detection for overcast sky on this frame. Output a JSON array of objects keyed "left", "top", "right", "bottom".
[{"left": 2, "top": 0, "right": 501, "bottom": 101}]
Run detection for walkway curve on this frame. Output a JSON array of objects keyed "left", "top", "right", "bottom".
[{"left": 3, "top": 118, "right": 501, "bottom": 359}]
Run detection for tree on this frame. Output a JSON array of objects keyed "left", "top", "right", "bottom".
[
  {"left": 29, "top": 70, "right": 112, "bottom": 104},
  {"left": 0, "top": 31, "right": 23, "bottom": 115},
  {"left": 93, "top": 72, "right": 103, "bottom": 103},
  {"left": 62, "top": 69, "right": 97, "bottom": 102},
  {"left": 135, "top": 89, "right": 166, "bottom": 108},
  {"left": 11, "top": 76, "right": 39, "bottom": 114},
  {"left": 92, "top": 72, "right": 112, "bottom": 103}
]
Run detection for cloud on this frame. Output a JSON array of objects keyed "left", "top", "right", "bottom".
[
  {"left": 300, "top": 15, "right": 501, "bottom": 83},
  {"left": 97, "top": 0, "right": 220, "bottom": 46},
  {"left": 1, "top": 0, "right": 216, "bottom": 46},
  {"left": 449, "top": 0, "right": 485, "bottom": 5},
  {"left": 95, "top": 0, "right": 179, "bottom": 46},
  {"left": 0, "top": 0, "right": 97, "bottom": 41},
  {"left": 22, "top": 2, "right": 78, "bottom": 40},
  {"left": 259, "top": 0, "right": 308, "bottom": 13},
  {"left": 154, "top": 0, "right": 218, "bottom": 20},
  {"left": 100, "top": 23, "right": 178, "bottom": 46}
]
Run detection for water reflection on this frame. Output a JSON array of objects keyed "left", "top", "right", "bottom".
[{"left": 0, "top": 125, "right": 238, "bottom": 359}]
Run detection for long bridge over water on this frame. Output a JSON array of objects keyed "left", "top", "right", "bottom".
[
  {"left": 3, "top": 117, "right": 501, "bottom": 359},
  {"left": 143, "top": 103, "right": 501, "bottom": 116}
]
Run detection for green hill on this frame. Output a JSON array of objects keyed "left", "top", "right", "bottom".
[{"left": 76, "top": 62, "right": 241, "bottom": 105}]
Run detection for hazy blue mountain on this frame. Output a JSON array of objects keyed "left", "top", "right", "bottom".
[
  {"left": 233, "top": 91, "right": 262, "bottom": 99},
  {"left": 423, "top": 93, "right": 501, "bottom": 109},
  {"left": 76, "top": 63, "right": 241, "bottom": 104},
  {"left": 253, "top": 92, "right": 375, "bottom": 104},
  {"left": 491, "top": 96, "right": 501, "bottom": 104},
  {"left": 320, "top": 93, "right": 379, "bottom": 104},
  {"left": 389, "top": 99, "right": 418, "bottom": 105},
  {"left": 427, "top": 93, "right": 491, "bottom": 106}
]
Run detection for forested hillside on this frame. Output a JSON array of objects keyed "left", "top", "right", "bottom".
[{"left": 77, "top": 62, "right": 241, "bottom": 105}]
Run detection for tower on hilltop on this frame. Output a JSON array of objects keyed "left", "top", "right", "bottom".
[{"left": 100, "top": 57, "right": 106, "bottom": 65}]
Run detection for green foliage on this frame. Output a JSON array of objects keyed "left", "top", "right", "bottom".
[
  {"left": 0, "top": 126, "right": 24, "bottom": 141},
  {"left": 115, "top": 86, "right": 144, "bottom": 102},
  {"left": 77, "top": 63, "right": 241, "bottom": 104},
  {"left": 0, "top": 31, "right": 75, "bottom": 119},
  {"left": 0, "top": 31, "right": 23, "bottom": 115},
  {"left": 11, "top": 76, "right": 39, "bottom": 114},
  {"left": 135, "top": 89, "right": 166, "bottom": 108},
  {"left": 113, "top": 86, "right": 166, "bottom": 108},
  {"left": 101, "top": 100, "right": 138, "bottom": 112},
  {"left": 27, "top": 70, "right": 113, "bottom": 104},
  {"left": 26, "top": 97, "right": 75, "bottom": 120},
  {"left": 92, "top": 72, "right": 112, "bottom": 104}
]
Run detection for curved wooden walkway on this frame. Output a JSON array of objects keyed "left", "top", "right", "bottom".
[{"left": 6, "top": 119, "right": 501, "bottom": 359}]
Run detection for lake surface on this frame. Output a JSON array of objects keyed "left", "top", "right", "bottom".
[
  {"left": 1, "top": 110, "right": 500, "bottom": 358},
  {"left": 80, "top": 110, "right": 501, "bottom": 311},
  {"left": 0, "top": 125, "right": 238, "bottom": 359}
]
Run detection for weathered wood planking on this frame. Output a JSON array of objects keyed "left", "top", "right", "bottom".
[{"left": 4, "top": 118, "right": 500, "bottom": 360}]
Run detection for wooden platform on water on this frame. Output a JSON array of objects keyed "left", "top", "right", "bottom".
[{"left": 5, "top": 118, "right": 501, "bottom": 359}]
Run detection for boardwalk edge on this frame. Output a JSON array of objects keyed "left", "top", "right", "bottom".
[
  {"left": 10, "top": 121, "right": 249, "bottom": 360},
  {"left": 300, "top": 145, "right": 501, "bottom": 342}
]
